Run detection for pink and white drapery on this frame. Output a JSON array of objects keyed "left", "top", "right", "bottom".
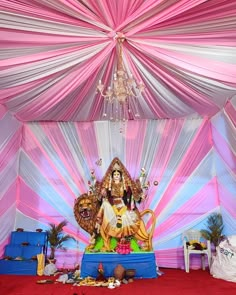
[
  {"left": 0, "top": 0, "right": 236, "bottom": 269},
  {"left": 0, "top": 0, "right": 236, "bottom": 121},
  {"left": 1, "top": 98, "right": 235, "bottom": 268}
]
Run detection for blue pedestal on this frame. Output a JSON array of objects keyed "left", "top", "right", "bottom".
[{"left": 81, "top": 252, "right": 157, "bottom": 279}]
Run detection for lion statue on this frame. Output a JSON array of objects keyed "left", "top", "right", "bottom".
[
  {"left": 74, "top": 193, "right": 100, "bottom": 236},
  {"left": 74, "top": 158, "right": 157, "bottom": 252}
]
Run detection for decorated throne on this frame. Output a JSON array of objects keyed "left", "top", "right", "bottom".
[{"left": 73, "top": 158, "right": 158, "bottom": 279}]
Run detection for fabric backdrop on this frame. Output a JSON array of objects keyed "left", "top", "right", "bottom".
[
  {"left": 0, "top": 99, "right": 235, "bottom": 268},
  {"left": 0, "top": 0, "right": 236, "bottom": 269}
]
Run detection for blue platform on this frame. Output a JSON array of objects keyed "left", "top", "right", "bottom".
[
  {"left": 81, "top": 252, "right": 157, "bottom": 279},
  {"left": 0, "top": 231, "right": 47, "bottom": 275}
]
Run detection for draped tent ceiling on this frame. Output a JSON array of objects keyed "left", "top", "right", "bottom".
[{"left": 1, "top": 0, "right": 236, "bottom": 122}]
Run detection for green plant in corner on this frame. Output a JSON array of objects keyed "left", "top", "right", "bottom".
[
  {"left": 47, "top": 220, "right": 75, "bottom": 260},
  {"left": 201, "top": 212, "right": 224, "bottom": 249}
]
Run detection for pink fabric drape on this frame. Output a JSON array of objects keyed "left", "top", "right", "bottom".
[
  {"left": 0, "top": 0, "right": 236, "bottom": 269},
  {"left": 0, "top": 0, "right": 235, "bottom": 121}
]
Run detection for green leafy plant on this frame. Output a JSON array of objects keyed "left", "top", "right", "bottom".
[
  {"left": 201, "top": 212, "right": 224, "bottom": 249},
  {"left": 47, "top": 220, "right": 75, "bottom": 260}
]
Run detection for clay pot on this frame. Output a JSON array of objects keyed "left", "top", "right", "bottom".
[
  {"left": 125, "top": 268, "right": 136, "bottom": 280},
  {"left": 114, "top": 264, "right": 125, "bottom": 280}
]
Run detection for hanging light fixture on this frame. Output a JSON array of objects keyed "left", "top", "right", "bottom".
[{"left": 96, "top": 33, "right": 145, "bottom": 122}]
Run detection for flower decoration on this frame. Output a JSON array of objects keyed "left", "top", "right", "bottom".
[
  {"left": 88, "top": 180, "right": 94, "bottom": 194},
  {"left": 140, "top": 168, "right": 146, "bottom": 177},
  {"left": 4, "top": 256, "right": 13, "bottom": 260},
  {"left": 143, "top": 181, "right": 150, "bottom": 190},
  {"left": 187, "top": 240, "right": 207, "bottom": 250},
  {"left": 116, "top": 237, "right": 132, "bottom": 254},
  {"left": 15, "top": 256, "right": 24, "bottom": 261},
  {"left": 90, "top": 169, "right": 96, "bottom": 180},
  {"left": 95, "top": 158, "right": 102, "bottom": 166},
  {"left": 139, "top": 168, "right": 147, "bottom": 185}
]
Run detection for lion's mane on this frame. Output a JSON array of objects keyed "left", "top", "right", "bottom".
[{"left": 74, "top": 193, "right": 100, "bottom": 235}]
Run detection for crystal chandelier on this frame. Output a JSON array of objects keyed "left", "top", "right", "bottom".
[{"left": 97, "top": 34, "right": 145, "bottom": 122}]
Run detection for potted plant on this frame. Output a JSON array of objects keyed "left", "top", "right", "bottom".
[
  {"left": 46, "top": 220, "right": 75, "bottom": 261},
  {"left": 201, "top": 212, "right": 224, "bottom": 251}
]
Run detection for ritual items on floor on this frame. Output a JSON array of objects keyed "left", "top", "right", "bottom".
[
  {"left": 96, "top": 262, "right": 107, "bottom": 282},
  {"left": 43, "top": 260, "right": 57, "bottom": 276},
  {"left": 42, "top": 262, "right": 136, "bottom": 288},
  {"left": 36, "top": 279, "right": 54, "bottom": 284},
  {"left": 114, "top": 264, "right": 125, "bottom": 280},
  {"left": 125, "top": 269, "right": 136, "bottom": 282},
  {"left": 37, "top": 253, "right": 45, "bottom": 276}
]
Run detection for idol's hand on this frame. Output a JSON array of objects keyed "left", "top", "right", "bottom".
[{"left": 101, "top": 188, "right": 107, "bottom": 197}]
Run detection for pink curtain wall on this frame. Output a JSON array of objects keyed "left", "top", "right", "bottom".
[
  {"left": 0, "top": 0, "right": 236, "bottom": 269},
  {"left": 0, "top": 105, "right": 22, "bottom": 254},
  {"left": 0, "top": 102, "right": 235, "bottom": 268},
  {"left": 1, "top": 0, "right": 236, "bottom": 121}
]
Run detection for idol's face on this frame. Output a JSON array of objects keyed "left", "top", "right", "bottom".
[{"left": 113, "top": 170, "right": 121, "bottom": 181}]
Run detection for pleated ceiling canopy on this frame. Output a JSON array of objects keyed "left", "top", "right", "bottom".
[{"left": 1, "top": 0, "right": 236, "bottom": 122}]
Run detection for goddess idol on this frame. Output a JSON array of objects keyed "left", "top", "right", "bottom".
[
  {"left": 96, "top": 160, "right": 143, "bottom": 238},
  {"left": 74, "top": 157, "right": 156, "bottom": 252}
]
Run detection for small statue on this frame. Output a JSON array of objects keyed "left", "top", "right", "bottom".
[{"left": 96, "top": 262, "right": 106, "bottom": 282}]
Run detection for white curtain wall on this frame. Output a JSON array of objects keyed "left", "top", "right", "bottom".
[{"left": 0, "top": 100, "right": 235, "bottom": 269}]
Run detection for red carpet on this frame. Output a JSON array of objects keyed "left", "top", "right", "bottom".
[{"left": 1, "top": 268, "right": 236, "bottom": 295}]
